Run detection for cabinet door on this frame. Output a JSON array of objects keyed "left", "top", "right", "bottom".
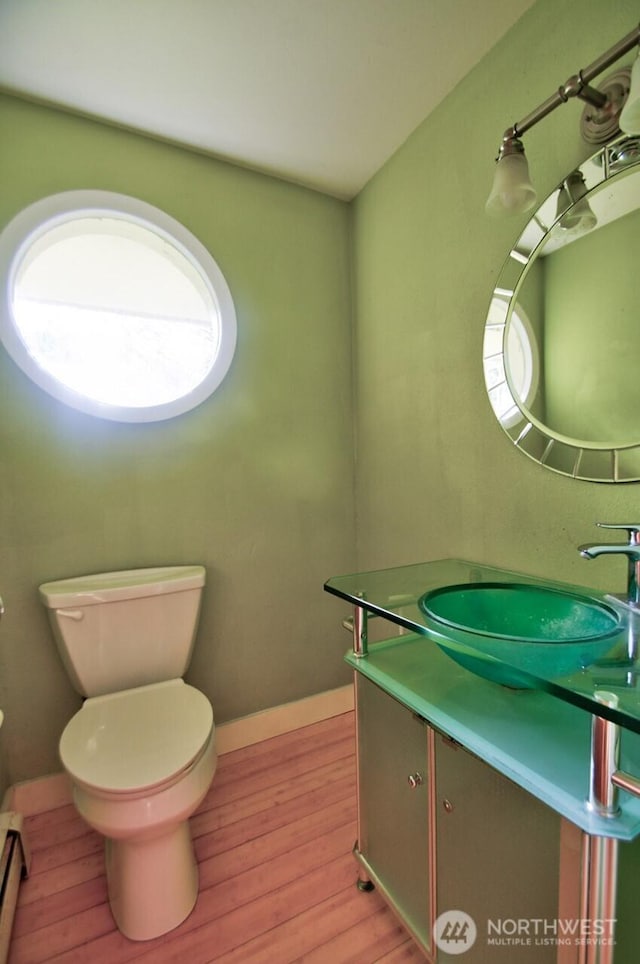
[
  {"left": 356, "top": 673, "right": 432, "bottom": 951},
  {"left": 435, "top": 733, "right": 562, "bottom": 963}
]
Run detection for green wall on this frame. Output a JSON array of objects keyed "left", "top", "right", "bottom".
[
  {"left": 543, "top": 207, "right": 640, "bottom": 443},
  {"left": 0, "top": 94, "right": 355, "bottom": 784},
  {"left": 352, "top": 0, "right": 640, "bottom": 579},
  {"left": 2, "top": 0, "right": 640, "bottom": 789}
]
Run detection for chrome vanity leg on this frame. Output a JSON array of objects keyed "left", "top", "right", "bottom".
[
  {"left": 353, "top": 670, "right": 374, "bottom": 892},
  {"left": 587, "top": 698, "right": 620, "bottom": 818},
  {"left": 356, "top": 868, "right": 374, "bottom": 892},
  {"left": 582, "top": 693, "right": 621, "bottom": 964},
  {"left": 580, "top": 834, "right": 618, "bottom": 964},
  {"left": 351, "top": 600, "right": 373, "bottom": 890},
  {"left": 352, "top": 598, "right": 368, "bottom": 658}
]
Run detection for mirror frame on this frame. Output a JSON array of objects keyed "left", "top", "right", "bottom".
[{"left": 484, "top": 135, "right": 640, "bottom": 483}]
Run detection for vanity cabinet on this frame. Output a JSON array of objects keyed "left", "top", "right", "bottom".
[
  {"left": 355, "top": 674, "right": 569, "bottom": 962},
  {"left": 328, "top": 558, "right": 640, "bottom": 963},
  {"left": 435, "top": 729, "right": 563, "bottom": 963},
  {"left": 356, "top": 673, "right": 431, "bottom": 950}
]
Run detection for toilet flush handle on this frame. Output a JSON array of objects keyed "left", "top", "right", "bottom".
[{"left": 56, "top": 609, "right": 84, "bottom": 621}]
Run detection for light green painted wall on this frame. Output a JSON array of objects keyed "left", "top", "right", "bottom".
[
  {"left": 0, "top": 94, "right": 355, "bottom": 784},
  {"left": 2, "top": 0, "right": 640, "bottom": 789},
  {"left": 544, "top": 207, "right": 640, "bottom": 443},
  {"left": 353, "top": 0, "right": 640, "bottom": 583}
]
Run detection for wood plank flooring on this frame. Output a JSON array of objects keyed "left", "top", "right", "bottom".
[{"left": 9, "top": 711, "right": 427, "bottom": 963}]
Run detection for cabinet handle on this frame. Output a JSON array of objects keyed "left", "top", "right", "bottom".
[{"left": 407, "top": 772, "right": 423, "bottom": 789}]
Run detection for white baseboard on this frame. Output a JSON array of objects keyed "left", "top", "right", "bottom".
[
  {"left": 215, "top": 683, "right": 354, "bottom": 755},
  {"left": 2, "top": 771, "right": 72, "bottom": 816},
  {"left": 3, "top": 684, "right": 354, "bottom": 817}
]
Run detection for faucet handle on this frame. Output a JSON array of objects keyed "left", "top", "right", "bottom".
[{"left": 596, "top": 523, "right": 640, "bottom": 544}]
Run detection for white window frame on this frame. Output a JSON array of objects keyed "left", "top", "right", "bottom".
[{"left": 0, "top": 190, "right": 237, "bottom": 422}]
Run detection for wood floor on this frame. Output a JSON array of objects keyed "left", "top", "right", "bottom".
[{"left": 9, "top": 711, "right": 427, "bottom": 963}]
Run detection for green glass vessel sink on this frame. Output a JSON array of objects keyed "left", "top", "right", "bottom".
[
  {"left": 418, "top": 582, "right": 622, "bottom": 687},
  {"left": 419, "top": 582, "right": 620, "bottom": 643}
]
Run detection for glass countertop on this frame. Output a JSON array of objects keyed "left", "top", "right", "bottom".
[{"left": 325, "top": 558, "right": 640, "bottom": 734}]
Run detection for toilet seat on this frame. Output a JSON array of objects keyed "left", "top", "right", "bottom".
[{"left": 60, "top": 678, "right": 213, "bottom": 795}]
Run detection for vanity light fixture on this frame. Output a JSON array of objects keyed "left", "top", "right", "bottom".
[
  {"left": 485, "top": 136, "right": 537, "bottom": 217},
  {"left": 555, "top": 171, "right": 598, "bottom": 231},
  {"left": 609, "top": 135, "right": 640, "bottom": 169},
  {"left": 486, "top": 23, "right": 640, "bottom": 217},
  {"left": 620, "top": 48, "right": 640, "bottom": 132}
]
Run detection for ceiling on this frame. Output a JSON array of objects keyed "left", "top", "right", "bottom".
[{"left": 0, "top": 0, "right": 537, "bottom": 200}]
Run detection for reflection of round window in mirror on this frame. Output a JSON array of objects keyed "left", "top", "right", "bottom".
[
  {"left": 483, "top": 297, "right": 538, "bottom": 429},
  {"left": 0, "top": 191, "right": 237, "bottom": 422}
]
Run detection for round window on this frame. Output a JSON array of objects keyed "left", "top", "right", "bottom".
[{"left": 0, "top": 191, "right": 237, "bottom": 422}]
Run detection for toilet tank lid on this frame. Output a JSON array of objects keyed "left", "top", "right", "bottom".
[{"left": 39, "top": 565, "right": 206, "bottom": 609}]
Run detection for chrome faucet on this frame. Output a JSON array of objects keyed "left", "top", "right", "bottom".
[{"left": 579, "top": 523, "right": 640, "bottom": 609}]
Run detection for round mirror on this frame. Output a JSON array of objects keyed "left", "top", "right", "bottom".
[{"left": 483, "top": 135, "right": 640, "bottom": 482}]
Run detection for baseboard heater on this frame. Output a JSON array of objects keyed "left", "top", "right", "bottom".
[{"left": 0, "top": 813, "right": 29, "bottom": 963}]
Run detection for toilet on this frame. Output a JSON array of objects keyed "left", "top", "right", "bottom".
[{"left": 38, "top": 565, "right": 216, "bottom": 941}]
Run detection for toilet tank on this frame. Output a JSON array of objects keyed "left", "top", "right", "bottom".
[{"left": 39, "top": 566, "right": 206, "bottom": 697}]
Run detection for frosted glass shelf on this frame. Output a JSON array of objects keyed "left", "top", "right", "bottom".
[
  {"left": 325, "top": 558, "right": 640, "bottom": 734},
  {"left": 344, "top": 633, "right": 640, "bottom": 840}
]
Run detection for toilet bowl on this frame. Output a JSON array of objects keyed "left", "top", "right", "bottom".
[
  {"left": 39, "top": 566, "right": 216, "bottom": 941},
  {"left": 60, "top": 680, "right": 216, "bottom": 940}
]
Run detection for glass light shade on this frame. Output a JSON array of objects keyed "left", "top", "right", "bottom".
[
  {"left": 619, "top": 51, "right": 640, "bottom": 135},
  {"left": 485, "top": 152, "right": 537, "bottom": 217},
  {"left": 559, "top": 196, "right": 598, "bottom": 231},
  {"left": 556, "top": 174, "right": 597, "bottom": 231}
]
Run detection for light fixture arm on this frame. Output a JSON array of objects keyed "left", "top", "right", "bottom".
[
  {"left": 499, "top": 23, "right": 640, "bottom": 147},
  {"left": 487, "top": 22, "right": 640, "bottom": 217}
]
